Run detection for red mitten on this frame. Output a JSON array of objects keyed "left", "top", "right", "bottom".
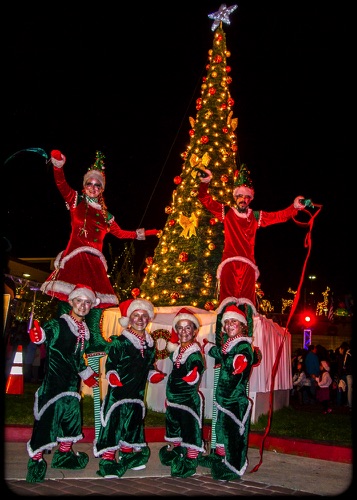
[
  {"left": 232, "top": 354, "right": 248, "bottom": 375},
  {"left": 145, "top": 229, "right": 160, "bottom": 237},
  {"left": 51, "top": 149, "right": 63, "bottom": 160},
  {"left": 182, "top": 366, "right": 199, "bottom": 383},
  {"left": 83, "top": 372, "right": 99, "bottom": 387},
  {"left": 29, "top": 319, "right": 44, "bottom": 343},
  {"left": 108, "top": 372, "right": 123, "bottom": 387},
  {"left": 50, "top": 149, "right": 66, "bottom": 167},
  {"left": 150, "top": 372, "right": 165, "bottom": 384},
  {"left": 252, "top": 346, "right": 263, "bottom": 367}
]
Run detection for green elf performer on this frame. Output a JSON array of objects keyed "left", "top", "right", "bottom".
[
  {"left": 26, "top": 284, "right": 101, "bottom": 483},
  {"left": 93, "top": 298, "right": 165, "bottom": 478},
  {"left": 200, "top": 301, "right": 262, "bottom": 481},
  {"left": 159, "top": 307, "right": 206, "bottom": 478}
]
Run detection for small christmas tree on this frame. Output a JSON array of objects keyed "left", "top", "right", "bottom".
[{"left": 140, "top": 14, "right": 241, "bottom": 310}]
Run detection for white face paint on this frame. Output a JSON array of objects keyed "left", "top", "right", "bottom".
[
  {"left": 84, "top": 177, "right": 103, "bottom": 197},
  {"left": 129, "top": 309, "right": 150, "bottom": 333},
  {"left": 224, "top": 318, "right": 245, "bottom": 338},
  {"left": 176, "top": 319, "right": 196, "bottom": 347},
  {"left": 69, "top": 296, "right": 93, "bottom": 321}
]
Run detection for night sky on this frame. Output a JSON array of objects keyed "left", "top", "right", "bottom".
[{"left": 3, "top": 2, "right": 353, "bottom": 306}]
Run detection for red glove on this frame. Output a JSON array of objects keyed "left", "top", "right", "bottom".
[
  {"left": 182, "top": 366, "right": 199, "bottom": 383},
  {"left": 150, "top": 372, "right": 165, "bottom": 384},
  {"left": 252, "top": 346, "right": 262, "bottom": 367},
  {"left": 83, "top": 372, "right": 99, "bottom": 388},
  {"left": 51, "top": 149, "right": 63, "bottom": 160},
  {"left": 145, "top": 229, "right": 160, "bottom": 237},
  {"left": 232, "top": 354, "right": 248, "bottom": 375},
  {"left": 29, "top": 319, "right": 44, "bottom": 343},
  {"left": 108, "top": 372, "right": 123, "bottom": 387}
]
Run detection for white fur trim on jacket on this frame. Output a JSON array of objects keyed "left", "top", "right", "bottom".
[
  {"left": 216, "top": 256, "right": 260, "bottom": 282},
  {"left": 51, "top": 154, "right": 66, "bottom": 168},
  {"left": 294, "top": 196, "right": 305, "bottom": 210}
]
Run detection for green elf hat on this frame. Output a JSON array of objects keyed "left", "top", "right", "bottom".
[
  {"left": 83, "top": 150, "right": 106, "bottom": 190},
  {"left": 233, "top": 163, "right": 254, "bottom": 200}
]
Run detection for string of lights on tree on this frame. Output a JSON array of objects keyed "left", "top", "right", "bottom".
[{"left": 139, "top": 22, "right": 240, "bottom": 310}]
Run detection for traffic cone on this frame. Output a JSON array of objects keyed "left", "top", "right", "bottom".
[{"left": 6, "top": 344, "right": 24, "bottom": 395}]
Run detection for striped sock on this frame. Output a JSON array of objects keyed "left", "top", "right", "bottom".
[
  {"left": 173, "top": 442, "right": 181, "bottom": 447},
  {"left": 215, "top": 445, "right": 225, "bottom": 457},
  {"left": 120, "top": 446, "right": 133, "bottom": 453},
  {"left": 59, "top": 442, "right": 72, "bottom": 453},
  {"left": 32, "top": 452, "right": 43, "bottom": 461},
  {"left": 102, "top": 450, "right": 116, "bottom": 461},
  {"left": 187, "top": 448, "right": 199, "bottom": 459}
]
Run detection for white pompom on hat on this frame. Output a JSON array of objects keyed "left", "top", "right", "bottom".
[
  {"left": 119, "top": 298, "right": 155, "bottom": 328},
  {"left": 68, "top": 284, "right": 100, "bottom": 307},
  {"left": 222, "top": 304, "right": 247, "bottom": 325}
]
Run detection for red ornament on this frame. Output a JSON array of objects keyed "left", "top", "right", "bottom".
[
  {"left": 165, "top": 206, "right": 173, "bottom": 214},
  {"left": 220, "top": 103, "right": 227, "bottom": 110},
  {"left": 225, "top": 66, "right": 231, "bottom": 73},
  {"left": 226, "top": 77, "right": 232, "bottom": 84},
  {"left": 214, "top": 55, "right": 222, "bottom": 63},
  {"left": 145, "top": 256, "right": 153, "bottom": 265},
  {"left": 221, "top": 174, "right": 228, "bottom": 183},
  {"left": 168, "top": 219, "right": 175, "bottom": 227},
  {"left": 216, "top": 34, "right": 223, "bottom": 41},
  {"left": 206, "top": 64, "right": 210, "bottom": 70},
  {"left": 227, "top": 98, "right": 235, "bottom": 106},
  {"left": 143, "top": 267, "right": 149, "bottom": 274},
  {"left": 170, "top": 292, "right": 180, "bottom": 300},
  {"left": 205, "top": 301, "right": 215, "bottom": 311},
  {"left": 208, "top": 87, "right": 216, "bottom": 95},
  {"left": 196, "top": 98, "right": 202, "bottom": 106},
  {"left": 201, "top": 135, "right": 209, "bottom": 144},
  {"left": 179, "top": 252, "right": 188, "bottom": 262},
  {"left": 222, "top": 127, "right": 228, "bottom": 134},
  {"left": 202, "top": 76, "right": 207, "bottom": 82},
  {"left": 209, "top": 218, "right": 217, "bottom": 226},
  {"left": 231, "top": 144, "right": 238, "bottom": 152},
  {"left": 174, "top": 176, "right": 182, "bottom": 185},
  {"left": 189, "top": 129, "right": 195, "bottom": 137},
  {"left": 131, "top": 288, "right": 140, "bottom": 298}
]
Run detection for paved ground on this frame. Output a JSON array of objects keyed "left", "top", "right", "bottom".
[{"left": 4, "top": 441, "right": 353, "bottom": 497}]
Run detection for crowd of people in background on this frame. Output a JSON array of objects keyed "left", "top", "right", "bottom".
[{"left": 291, "top": 341, "right": 353, "bottom": 413}]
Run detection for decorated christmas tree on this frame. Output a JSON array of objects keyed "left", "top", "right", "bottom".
[{"left": 140, "top": 10, "right": 242, "bottom": 310}]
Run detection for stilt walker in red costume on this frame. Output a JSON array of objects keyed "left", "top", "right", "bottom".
[{"left": 40, "top": 149, "right": 160, "bottom": 436}]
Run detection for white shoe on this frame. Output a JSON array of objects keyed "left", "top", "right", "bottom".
[{"left": 131, "top": 464, "right": 146, "bottom": 471}]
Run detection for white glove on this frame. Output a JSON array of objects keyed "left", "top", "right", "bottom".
[
  {"left": 294, "top": 196, "right": 306, "bottom": 210},
  {"left": 199, "top": 168, "right": 213, "bottom": 183}
]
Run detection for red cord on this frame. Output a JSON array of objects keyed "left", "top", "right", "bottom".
[{"left": 250, "top": 203, "right": 322, "bottom": 473}]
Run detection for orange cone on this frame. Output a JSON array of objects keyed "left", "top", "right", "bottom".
[{"left": 6, "top": 345, "right": 24, "bottom": 395}]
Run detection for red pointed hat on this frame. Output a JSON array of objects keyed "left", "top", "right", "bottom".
[
  {"left": 118, "top": 298, "right": 155, "bottom": 327},
  {"left": 222, "top": 304, "right": 247, "bottom": 325},
  {"left": 68, "top": 284, "right": 100, "bottom": 307}
]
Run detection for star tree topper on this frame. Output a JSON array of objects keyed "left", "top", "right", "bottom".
[{"left": 208, "top": 3, "right": 238, "bottom": 31}]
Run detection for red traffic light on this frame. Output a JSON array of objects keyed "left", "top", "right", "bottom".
[{"left": 300, "top": 310, "right": 316, "bottom": 328}]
